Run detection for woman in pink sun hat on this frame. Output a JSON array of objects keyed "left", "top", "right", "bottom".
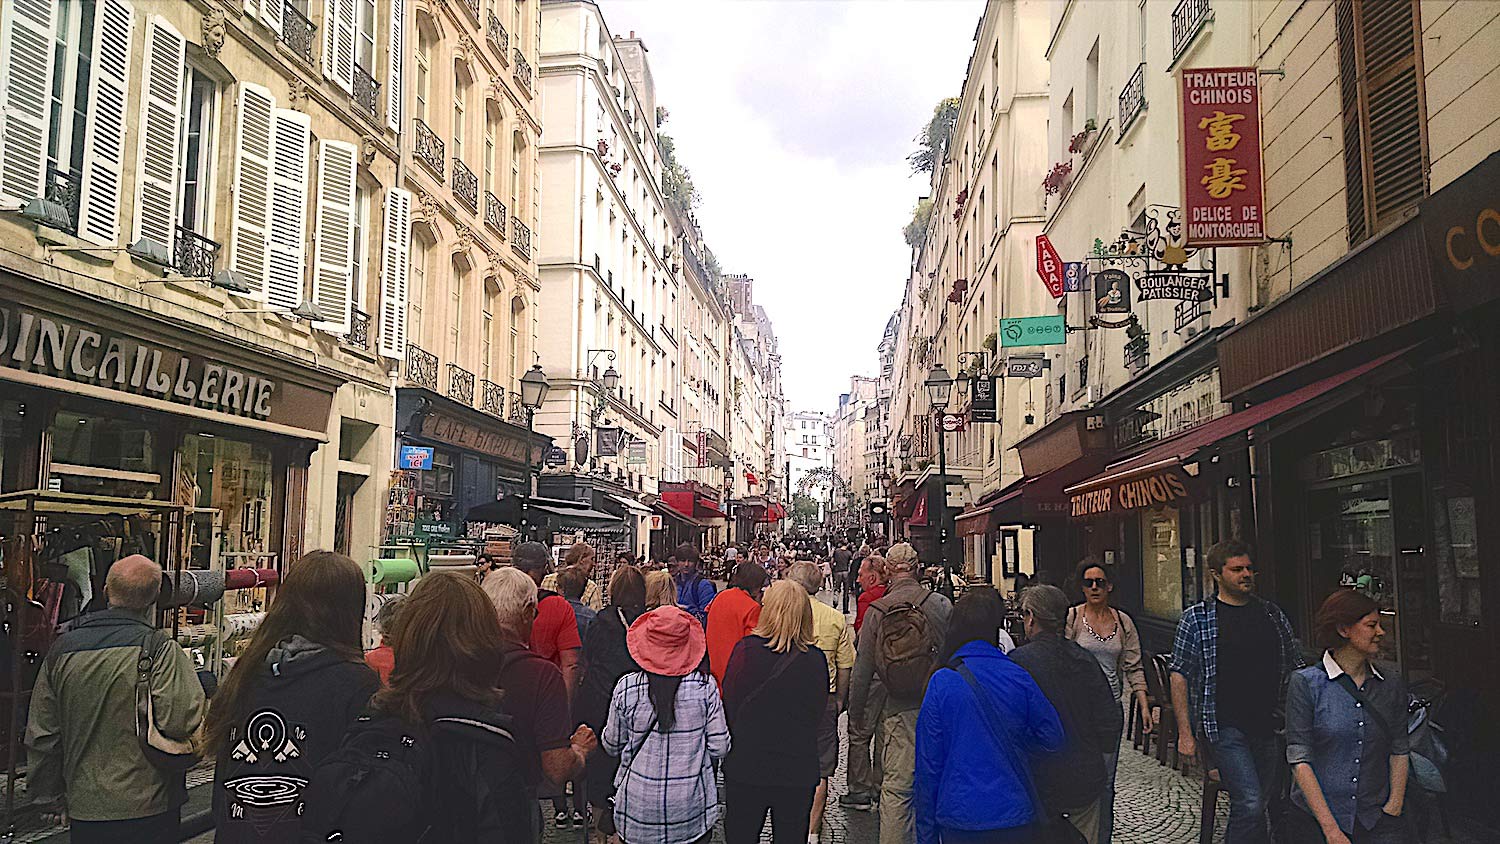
[{"left": 602, "top": 606, "right": 730, "bottom": 844}]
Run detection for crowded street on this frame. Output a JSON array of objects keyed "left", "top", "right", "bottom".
[{"left": 1, "top": 0, "right": 1498, "bottom": 842}]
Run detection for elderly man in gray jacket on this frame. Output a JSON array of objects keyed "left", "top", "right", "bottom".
[
  {"left": 848, "top": 542, "right": 952, "bottom": 844},
  {"left": 25, "top": 555, "right": 205, "bottom": 844}
]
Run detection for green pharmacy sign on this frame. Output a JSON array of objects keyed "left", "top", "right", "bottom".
[{"left": 999, "top": 315, "right": 1067, "bottom": 347}]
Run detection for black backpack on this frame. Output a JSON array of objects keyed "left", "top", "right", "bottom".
[{"left": 300, "top": 709, "right": 527, "bottom": 843}]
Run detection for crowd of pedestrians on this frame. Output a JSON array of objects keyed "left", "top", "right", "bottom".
[{"left": 18, "top": 533, "right": 1422, "bottom": 844}]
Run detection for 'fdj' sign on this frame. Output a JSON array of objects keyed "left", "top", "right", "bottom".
[{"left": 999, "top": 315, "right": 1067, "bottom": 348}]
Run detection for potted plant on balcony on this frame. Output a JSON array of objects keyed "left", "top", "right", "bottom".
[
  {"left": 596, "top": 139, "right": 610, "bottom": 157},
  {"left": 1042, "top": 160, "right": 1074, "bottom": 196}
]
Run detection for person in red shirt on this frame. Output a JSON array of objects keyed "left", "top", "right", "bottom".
[
  {"left": 512, "top": 541, "right": 581, "bottom": 700},
  {"left": 854, "top": 554, "right": 888, "bottom": 634},
  {"left": 362, "top": 595, "right": 403, "bottom": 685},
  {"left": 705, "top": 561, "right": 769, "bottom": 689}
]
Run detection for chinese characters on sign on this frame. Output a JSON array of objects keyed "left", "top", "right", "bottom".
[
  {"left": 1181, "top": 67, "right": 1268, "bottom": 246},
  {"left": 1036, "top": 235, "right": 1066, "bottom": 298}
]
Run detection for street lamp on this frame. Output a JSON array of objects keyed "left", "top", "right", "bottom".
[
  {"left": 518, "top": 364, "right": 550, "bottom": 540},
  {"left": 925, "top": 365, "right": 956, "bottom": 598}
]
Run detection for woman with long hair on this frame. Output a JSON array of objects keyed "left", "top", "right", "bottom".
[
  {"left": 207, "top": 551, "right": 377, "bottom": 843},
  {"left": 644, "top": 568, "right": 676, "bottom": 611},
  {"left": 1285, "top": 589, "right": 1412, "bottom": 844},
  {"left": 720, "top": 580, "right": 829, "bottom": 844},
  {"left": 579, "top": 565, "right": 648, "bottom": 837},
  {"left": 603, "top": 606, "right": 729, "bottom": 844}
]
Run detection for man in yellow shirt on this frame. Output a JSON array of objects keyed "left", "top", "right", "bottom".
[{"left": 789, "top": 562, "right": 855, "bottom": 844}]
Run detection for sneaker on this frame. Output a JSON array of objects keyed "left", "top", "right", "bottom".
[
  {"left": 838, "top": 792, "right": 874, "bottom": 809},
  {"left": 571, "top": 810, "right": 586, "bottom": 826},
  {"left": 554, "top": 811, "right": 571, "bottom": 828}
]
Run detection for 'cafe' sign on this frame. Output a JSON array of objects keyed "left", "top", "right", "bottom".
[{"left": 1070, "top": 466, "right": 1192, "bottom": 518}]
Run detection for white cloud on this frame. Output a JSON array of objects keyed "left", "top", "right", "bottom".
[{"left": 602, "top": 0, "right": 984, "bottom": 411}]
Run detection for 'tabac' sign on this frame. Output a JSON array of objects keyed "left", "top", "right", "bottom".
[
  {"left": 399, "top": 445, "right": 435, "bottom": 470},
  {"left": 1036, "top": 235, "right": 1066, "bottom": 299},
  {"left": 1000, "top": 315, "right": 1067, "bottom": 348}
]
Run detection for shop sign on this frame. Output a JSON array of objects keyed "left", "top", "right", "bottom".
[
  {"left": 1138, "top": 271, "right": 1214, "bottom": 302},
  {"left": 970, "top": 377, "right": 998, "bottom": 423},
  {"left": 1007, "top": 356, "right": 1045, "bottom": 378},
  {"left": 418, "top": 409, "right": 542, "bottom": 466},
  {"left": 1070, "top": 467, "right": 1192, "bottom": 517},
  {"left": 1063, "top": 261, "right": 1088, "bottom": 293},
  {"left": 650, "top": 514, "right": 663, "bottom": 530},
  {"left": 1035, "top": 235, "right": 1065, "bottom": 299},
  {"left": 399, "top": 445, "right": 434, "bottom": 470},
  {"left": 1180, "top": 67, "right": 1268, "bottom": 246},
  {"left": 1420, "top": 150, "right": 1500, "bottom": 311},
  {"left": 596, "top": 426, "right": 623, "bottom": 457},
  {"left": 1000, "top": 315, "right": 1067, "bottom": 348},
  {"left": 1094, "top": 268, "right": 1132, "bottom": 315},
  {"left": 938, "top": 412, "right": 967, "bottom": 433},
  {"left": 627, "top": 440, "right": 647, "bottom": 466},
  {"left": 415, "top": 517, "right": 455, "bottom": 538},
  {"left": 0, "top": 301, "right": 331, "bottom": 430}
]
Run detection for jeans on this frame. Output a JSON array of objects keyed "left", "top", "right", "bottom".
[
  {"left": 724, "top": 780, "right": 814, "bottom": 844},
  {"left": 1285, "top": 806, "right": 1414, "bottom": 843},
  {"left": 69, "top": 809, "right": 179, "bottom": 844},
  {"left": 1207, "top": 726, "right": 1282, "bottom": 844},
  {"left": 1100, "top": 749, "right": 1118, "bottom": 843}
]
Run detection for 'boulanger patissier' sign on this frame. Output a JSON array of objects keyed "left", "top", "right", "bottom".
[{"left": 1181, "top": 68, "right": 1268, "bottom": 247}]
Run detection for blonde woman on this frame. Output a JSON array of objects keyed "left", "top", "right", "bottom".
[
  {"left": 720, "top": 580, "right": 830, "bottom": 844},
  {"left": 644, "top": 569, "right": 676, "bottom": 611}
]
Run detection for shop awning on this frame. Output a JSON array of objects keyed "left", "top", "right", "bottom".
[
  {"left": 529, "top": 502, "right": 624, "bottom": 530},
  {"left": 606, "top": 493, "right": 653, "bottom": 516},
  {"left": 468, "top": 495, "right": 624, "bottom": 530},
  {"left": 1067, "top": 347, "right": 1410, "bottom": 502},
  {"left": 955, "top": 504, "right": 996, "bottom": 537},
  {"left": 654, "top": 501, "right": 713, "bottom": 530}
]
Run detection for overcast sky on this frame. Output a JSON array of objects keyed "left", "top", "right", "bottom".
[{"left": 604, "top": 0, "right": 984, "bottom": 413}]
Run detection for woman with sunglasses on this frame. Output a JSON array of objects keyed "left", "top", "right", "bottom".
[{"left": 1065, "top": 557, "right": 1148, "bottom": 843}]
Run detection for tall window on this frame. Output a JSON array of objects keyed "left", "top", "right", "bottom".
[
  {"left": 179, "top": 68, "right": 218, "bottom": 235},
  {"left": 47, "top": 0, "right": 97, "bottom": 181},
  {"left": 1138, "top": 0, "right": 1147, "bottom": 63},
  {"left": 1085, "top": 40, "right": 1100, "bottom": 124},
  {"left": 409, "top": 237, "right": 429, "bottom": 342},
  {"left": 481, "top": 305, "right": 493, "bottom": 383},
  {"left": 453, "top": 69, "right": 468, "bottom": 163},
  {"left": 1335, "top": 0, "right": 1427, "bottom": 244},
  {"left": 483, "top": 112, "right": 498, "bottom": 195},
  {"left": 509, "top": 295, "right": 525, "bottom": 387},
  {"left": 510, "top": 131, "right": 523, "bottom": 210},
  {"left": 415, "top": 27, "right": 433, "bottom": 122},
  {"left": 356, "top": 0, "right": 376, "bottom": 74},
  {"left": 450, "top": 263, "right": 464, "bottom": 360},
  {"left": 350, "top": 184, "right": 370, "bottom": 309}
]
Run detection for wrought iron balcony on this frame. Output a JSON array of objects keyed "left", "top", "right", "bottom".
[
  {"left": 405, "top": 344, "right": 439, "bottom": 390},
  {"left": 480, "top": 379, "right": 506, "bottom": 417},
  {"left": 353, "top": 65, "right": 380, "bottom": 122},
  {"left": 484, "top": 191, "right": 507, "bottom": 237},
  {"left": 1172, "top": 0, "right": 1211, "bottom": 62},
  {"left": 174, "top": 225, "right": 220, "bottom": 278},
  {"left": 511, "top": 216, "right": 532, "bottom": 261},
  {"left": 487, "top": 11, "right": 510, "bottom": 57},
  {"left": 513, "top": 49, "right": 533, "bottom": 95},
  {"left": 459, "top": 0, "right": 479, "bottom": 22},
  {"left": 346, "top": 307, "right": 371, "bottom": 349},
  {"left": 452, "top": 159, "right": 479, "bottom": 213},
  {"left": 508, "top": 393, "right": 531, "bottom": 425},
  {"left": 447, "top": 363, "right": 475, "bottom": 405},
  {"left": 1119, "top": 63, "right": 1147, "bottom": 133},
  {"left": 282, "top": 1, "right": 316, "bottom": 66},
  {"left": 414, "top": 119, "right": 445, "bottom": 178},
  {"left": 44, "top": 166, "right": 81, "bottom": 233}
]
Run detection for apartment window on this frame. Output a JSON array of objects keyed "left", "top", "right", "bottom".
[
  {"left": 409, "top": 236, "right": 429, "bottom": 339},
  {"left": 481, "top": 307, "right": 493, "bottom": 383},
  {"left": 356, "top": 0, "right": 376, "bottom": 73},
  {"left": 509, "top": 295, "right": 525, "bottom": 386},
  {"left": 453, "top": 72, "right": 468, "bottom": 164},
  {"left": 1138, "top": 0, "right": 1147, "bottom": 63},
  {"left": 350, "top": 184, "right": 370, "bottom": 308},
  {"left": 1085, "top": 40, "right": 1100, "bottom": 125},
  {"left": 415, "top": 28, "right": 433, "bottom": 122},
  {"left": 510, "top": 131, "right": 524, "bottom": 210},
  {"left": 484, "top": 112, "right": 498, "bottom": 194},
  {"left": 1061, "top": 92, "right": 1075, "bottom": 159},
  {"left": 1334, "top": 0, "right": 1428, "bottom": 244},
  {"left": 46, "top": 0, "right": 96, "bottom": 182},
  {"left": 450, "top": 263, "right": 465, "bottom": 360},
  {"left": 179, "top": 68, "right": 219, "bottom": 235}
]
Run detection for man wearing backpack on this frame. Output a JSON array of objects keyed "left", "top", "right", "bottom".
[{"left": 849, "top": 542, "right": 952, "bottom": 844}]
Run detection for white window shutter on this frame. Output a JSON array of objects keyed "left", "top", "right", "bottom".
[
  {"left": 0, "top": 0, "right": 58, "bottom": 204},
  {"left": 386, "top": 0, "right": 403, "bottom": 133},
  {"left": 322, "top": 0, "right": 337, "bottom": 81},
  {"left": 261, "top": 0, "right": 283, "bottom": 37},
  {"left": 267, "top": 108, "right": 310, "bottom": 309},
  {"left": 377, "top": 187, "right": 412, "bottom": 358},
  {"left": 132, "top": 16, "right": 186, "bottom": 255},
  {"left": 229, "top": 82, "right": 276, "bottom": 296},
  {"left": 75, "top": 0, "right": 134, "bottom": 246},
  {"left": 335, "top": 0, "right": 356, "bottom": 94},
  {"left": 312, "top": 139, "right": 356, "bottom": 334}
]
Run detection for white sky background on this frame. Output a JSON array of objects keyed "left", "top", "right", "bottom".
[{"left": 603, "top": 0, "right": 985, "bottom": 413}]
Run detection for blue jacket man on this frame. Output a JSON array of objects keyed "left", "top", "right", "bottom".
[{"left": 671, "top": 543, "right": 716, "bottom": 624}]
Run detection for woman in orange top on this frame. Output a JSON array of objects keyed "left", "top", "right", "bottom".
[{"left": 706, "top": 561, "right": 769, "bottom": 689}]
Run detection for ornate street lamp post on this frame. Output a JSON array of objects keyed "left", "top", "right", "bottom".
[
  {"left": 925, "top": 364, "right": 956, "bottom": 598},
  {"left": 518, "top": 364, "right": 550, "bottom": 540}
]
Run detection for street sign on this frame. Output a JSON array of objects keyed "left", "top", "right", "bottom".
[
  {"left": 1000, "top": 315, "right": 1067, "bottom": 347},
  {"left": 399, "top": 445, "right": 434, "bottom": 470},
  {"left": 970, "top": 376, "right": 998, "bottom": 423},
  {"left": 1036, "top": 235, "right": 1065, "bottom": 299},
  {"left": 1007, "top": 356, "right": 1046, "bottom": 378},
  {"left": 544, "top": 445, "right": 568, "bottom": 466}
]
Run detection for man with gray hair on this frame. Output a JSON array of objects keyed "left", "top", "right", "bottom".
[
  {"left": 25, "top": 555, "right": 204, "bottom": 844},
  {"left": 1009, "top": 584, "right": 1122, "bottom": 844},
  {"left": 483, "top": 565, "right": 595, "bottom": 839},
  {"left": 848, "top": 542, "right": 951, "bottom": 842}
]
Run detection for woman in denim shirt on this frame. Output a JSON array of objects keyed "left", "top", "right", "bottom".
[{"left": 1285, "top": 590, "right": 1411, "bottom": 843}]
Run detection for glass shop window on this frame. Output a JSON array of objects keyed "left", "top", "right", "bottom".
[{"left": 180, "top": 434, "right": 274, "bottom": 553}]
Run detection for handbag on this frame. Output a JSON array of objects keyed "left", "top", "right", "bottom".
[
  {"left": 954, "top": 660, "right": 1087, "bottom": 844},
  {"left": 135, "top": 629, "right": 201, "bottom": 772}
]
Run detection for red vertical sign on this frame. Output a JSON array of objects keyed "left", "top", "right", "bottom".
[
  {"left": 1181, "top": 67, "right": 1268, "bottom": 246},
  {"left": 1035, "top": 235, "right": 1065, "bottom": 298}
]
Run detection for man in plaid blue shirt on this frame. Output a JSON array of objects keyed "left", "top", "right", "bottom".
[{"left": 1171, "top": 539, "right": 1304, "bottom": 844}]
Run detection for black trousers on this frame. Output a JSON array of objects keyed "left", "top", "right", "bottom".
[
  {"left": 723, "top": 780, "right": 814, "bottom": 844},
  {"left": 69, "top": 808, "right": 180, "bottom": 844}
]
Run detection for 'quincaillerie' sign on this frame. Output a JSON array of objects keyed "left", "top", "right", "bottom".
[{"left": 0, "top": 303, "right": 277, "bottom": 419}]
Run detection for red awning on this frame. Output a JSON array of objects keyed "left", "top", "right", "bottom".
[
  {"left": 908, "top": 494, "right": 929, "bottom": 527},
  {"left": 660, "top": 490, "right": 696, "bottom": 519},
  {"left": 1067, "top": 347, "right": 1410, "bottom": 496},
  {"left": 697, "top": 501, "right": 727, "bottom": 519}
]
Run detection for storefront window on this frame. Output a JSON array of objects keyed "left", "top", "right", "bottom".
[
  {"left": 0, "top": 400, "right": 27, "bottom": 492},
  {"left": 1140, "top": 505, "right": 1183, "bottom": 619},
  {"left": 418, "top": 449, "right": 455, "bottom": 496},
  {"left": 48, "top": 409, "right": 159, "bottom": 497},
  {"left": 180, "top": 434, "right": 274, "bottom": 554}
]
